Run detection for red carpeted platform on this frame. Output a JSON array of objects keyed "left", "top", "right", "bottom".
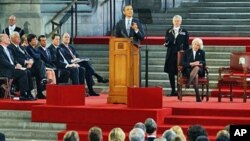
[{"left": 1, "top": 94, "right": 250, "bottom": 141}]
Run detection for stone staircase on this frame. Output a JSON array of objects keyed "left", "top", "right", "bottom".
[
  {"left": 0, "top": 110, "right": 66, "bottom": 141},
  {"left": 138, "top": 0, "right": 250, "bottom": 36},
  {"left": 74, "top": 44, "right": 246, "bottom": 95}
]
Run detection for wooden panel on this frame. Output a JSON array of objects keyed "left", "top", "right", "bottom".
[{"left": 108, "top": 37, "right": 140, "bottom": 104}]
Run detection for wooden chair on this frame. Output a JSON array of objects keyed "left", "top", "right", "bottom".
[
  {"left": 177, "top": 51, "right": 209, "bottom": 101},
  {"left": 218, "top": 52, "right": 250, "bottom": 102},
  {"left": 0, "top": 77, "right": 13, "bottom": 99}
]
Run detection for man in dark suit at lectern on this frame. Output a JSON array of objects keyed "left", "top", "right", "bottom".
[{"left": 115, "top": 5, "right": 145, "bottom": 45}]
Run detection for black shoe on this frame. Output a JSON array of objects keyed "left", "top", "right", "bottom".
[
  {"left": 89, "top": 90, "right": 100, "bottom": 96},
  {"left": 37, "top": 94, "right": 46, "bottom": 99},
  {"left": 97, "top": 78, "right": 109, "bottom": 83},
  {"left": 196, "top": 99, "right": 202, "bottom": 102},
  {"left": 170, "top": 92, "right": 178, "bottom": 96},
  {"left": 19, "top": 96, "right": 28, "bottom": 101},
  {"left": 41, "top": 78, "right": 47, "bottom": 85}
]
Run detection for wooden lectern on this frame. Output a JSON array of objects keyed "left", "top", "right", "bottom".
[{"left": 107, "top": 37, "right": 140, "bottom": 104}]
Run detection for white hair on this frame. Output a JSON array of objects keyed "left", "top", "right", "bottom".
[
  {"left": 172, "top": 15, "right": 182, "bottom": 22},
  {"left": 192, "top": 38, "right": 204, "bottom": 49}
]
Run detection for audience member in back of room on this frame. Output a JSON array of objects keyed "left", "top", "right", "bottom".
[
  {"left": 171, "top": 125, "right": 187, "bottom": 141},
  {"left": 109, "top": 127, "right": 126, "bottom": 141},
  {"left": 154, "top": 137, "right": 167, "bottom": 141},
  {"left": 162, "top": 129, "right": 176, "bottom": 141},
  {"left": 0, "top": 132, "right": 5, "bottom": 141},
  {"left": 134, "top": 122, "right": 146, "bottom": 133},
  {"left": 144, "top": 118, "right": 157, "bottom": 141},
  {"left": 195, "top": 136, "right": 209, "bottom": 141},
  {"left": 2, "top": 15, "right": 24, "bottom": 37},
  {"left": 88, "top": 126, "right": 103, "bottom": 141},
  {"left": 37, "top": 35, "right": 56, "bottom": 84},
  {"left": 187, "top": 124, "right": 208, "bottom": 141},
  {"left": 172, "top": 135, "right": 184, "bottom": 141},
  {"left": 63, "top": 130, "right": 79, "bottom": 141},
  {"left": 215, "top": 130, "right": 229, "bottom": 141},
  {"left": 129, "top": 128, "right": 145, "bottom": 141}
]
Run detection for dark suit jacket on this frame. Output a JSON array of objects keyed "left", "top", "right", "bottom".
[
  {"left": 182, "top": 48, "right": 206, "bottom": 77},
  {"left": 0, "top": 46, "right": 16, "bottom": 78},
  {"left": 8, "top": 43, "right": 32, "bottom": 66},
  {"left": 57, "top": 43, "right": 79, "bottom": 68},
  {"left": 164, "top": 27, "right": 189, "bottom": 74},
  {"left": 37, "top": 46, "right": 56, "bottom": 69},
  {"left": 2, "top": 26, "right": 24, "bottom": 37},
  {"left": 115, "top": 18, "right": 144, "bottom": 45},
  {"left": 25, "top": 45, "right": 41, "bottom": 61},
  {"left": 47, "top": 44, "right": 58, "bottom": 67}
]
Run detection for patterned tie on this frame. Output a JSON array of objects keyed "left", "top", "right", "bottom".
[
  {"left": 65, "top": 46, "right": 76, "bottom": 59},
  {"left": 126, "top": 20, "right": 131, "bottom": 35},
  {"left": 17, "top": 46, "right": 25, "bottom": 54}
]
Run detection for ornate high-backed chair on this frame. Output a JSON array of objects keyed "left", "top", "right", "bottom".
[{"left": 218, "top": 52, "right": 250, "bottom": 102}]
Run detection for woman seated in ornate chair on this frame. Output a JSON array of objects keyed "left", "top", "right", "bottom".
[{"left": 182, "top": 38, "right": 206, "bottom": 102}]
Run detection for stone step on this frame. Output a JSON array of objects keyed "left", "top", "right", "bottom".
[
  {"left": 154, "top": 18, "right": 250, "bottom": 25},
  {"left": 0, "top": 110, "right": 30, "bottom": 120},
  {"left": 1, "top": 129, "right": 59, "bottom": 140},
  {"left": 167, "top": 7, "right": 250, "bottom": 13},
  {"left": 182, "top": 2, "right": 250, "bottom": 7},
  {"left": 147, "top": 25, "right": 250, "bottom": 31},
  {"left": 0, "top": 119, "right": 65, "bottom": 130},
  {"left": 148, "top": 30, "right": 250, "bottom": 37}
]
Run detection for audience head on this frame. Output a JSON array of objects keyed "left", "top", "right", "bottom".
[
  {"left": 21, "top": 34, "right": 28, "bottom": 47},
  {"left": 171, "top": 125, "right": 186, "bottom": 141},
  {"left": 187, "top": 124, "right": 208, "bottom": 141},
  {"left": 172, "top": 15, "right": 182, "bottom": 28},
  {"left": 144, "top": 118, "right": 157, "bottom": 135},
  {"left": 38, "top": 35, "right": 47, "bottom": 48},
  {"left": 8, "top": 15, "right": 16, "bottom": 26},
  {"left": 63, "top": 130, "right": 79, "bottom": 141},
  {"left": 172, "top": 135, "right": 184, "bottom": 141},
  {"left": 0, "top": 34, "right": 10, "bottom": 46},
  {"left": 153, "top": 137, "right": 167, "bottom": 141},
  {"left": 223, "top": 125, "right": 230, "bottom": 133},
  {"left": 215, "top": 130, "right": 229, "bottom": 141},
  {"left": 62, "top": 32, "right": 71, "bottom": 45},
  {"left": 162, "top": 129, "right": 177, "bottom": 141},
  {"left": 134, "top": 122, "right": 146, "bottom": 133},
  {"left": 123, "top": 5, "right": 133, "bottom": 18},
  {"left": 52, "top": 33, "right": 61, "bottom": 47},
  {"left": 192, "top": 38, "right": 203, "bottom": 50},
  {"left": 195, "top": 136, "right": 209, "bottom": 141},
  {"left": 0, "top": 132, "right": 5, "bottom": 141},
  {"left": 27, "top": 33, "right": 37, "bottom": 47},
  {"left": 109, "top": 127, "right": 126, "bottom": 141},
  {"left": 88, "top": 126, "right": 103, "bottom": 141},
  {"left": 129, "top": 128, "right": 145, "bottom": 141},
  {"left": 10, "top": 31, "right": 21, "bottom": 45}
]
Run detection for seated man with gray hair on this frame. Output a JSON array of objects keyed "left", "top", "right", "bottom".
[
  {"left": 162, "top": 129, "right": 177, "bottom": 141},
  {"left": 88, "top": 126, "right": 103, "bottom": 141},
  {"left": 144, "top": 118, "right": 157, "bottom": 141}
]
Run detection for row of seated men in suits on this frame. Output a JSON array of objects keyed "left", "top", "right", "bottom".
[{"left": 0, "top": 32, "right": 108, "bottom": 100}]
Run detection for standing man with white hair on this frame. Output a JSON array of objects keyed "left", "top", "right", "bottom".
[
  {"left": 164, "top": 15, "right": 189, "bottom": 96},
  {"left": 182, "top": 38, "right": 206, "bottom": 102},
  {"left": 2, "top": 15, "right": 24, "bottom": 37}
]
